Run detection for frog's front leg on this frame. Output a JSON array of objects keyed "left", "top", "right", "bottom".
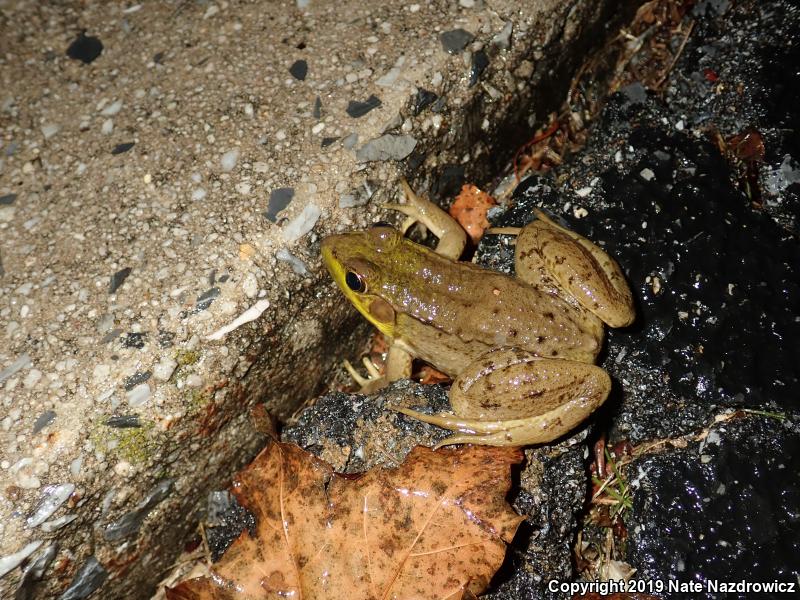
[
  {"left": 381, "top": 178, "right": 467, "bottom": 260},
  {"left": 515, "top": 210, "right": 635, "bottom": 328},
  {"left": 346, "top": 343, "right": 413, "bottom": 394},
  {"left": 393, "top": 348, "right": 611, "bottom": 447}
]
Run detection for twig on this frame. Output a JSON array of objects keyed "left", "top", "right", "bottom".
[{"left": 654, "top": 19, "right": 695, "bottom": 89}]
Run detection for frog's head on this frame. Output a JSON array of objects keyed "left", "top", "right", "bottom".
[{"left": 321, "top": 225, "right": 405, "bottom": 337}]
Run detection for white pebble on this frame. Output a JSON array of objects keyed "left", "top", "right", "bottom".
[
  {"left": 191, "top": 188, "right": 207, "bottom": 201},
  {"left": 640, "top": 168, "right": 655, "bottom": 181},
  {"left": 23, "top": 369, "right": 42, "bottom": 388},
  {"left": 93, "top": 364, "right": 111, "bottom": 383},
  {"left": 220, "top": 148, "right": 240, "bottom": 172},
  {"left": 153, "top": 357, "right": 177, "bottom": 382},
  {"left": 100, "top": 100, "right": 123, "bottom": 116},
  {"left": 311, "top": 122, "right": 325, "bottom": 134},
  {"left": 282, "top": 203, "right": 321, "bottom": 242},
  {"left": 126, "top": 383, "right": 151, "bottom": 407},
  {"left": 101, "top": 119, "right": 114, "bottom": 134},
  {"left": 0, "top": 541, "right": 43, "bottom": 578},
  {"left": 185, "top": 374, "right": 203, "bottom": 388},
  {"left": 242, "top": 273, "right": 258, "bottom": 298},
  {"left": 26, "top": 483, "right": 75, "bottom": 528},
  {"left": 235, "top": 182, "right": 251, "bottom": 195}
]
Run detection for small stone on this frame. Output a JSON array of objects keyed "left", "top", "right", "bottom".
[
  {"left": 23, "top": 369, "right": 42, "bottom": 388},
  {"left": 282, "top": 203, "right": 322, "bottom": 242},
  {"left": 1, "top": 354, "right": 32, "bottom": 384},
  {"left": 105, "top": 415, "right": 141, "bottom": 428},
  {"left": 0, "top": 541, "right": 43, "bottom": 579},
  {"left": 459, "top": 0, "right": 475, "bottom": 6},
  {"left": 100, "top": 100, "right": 123, "bottom": 116},
  {"left": 32, "top": 411, "right": 56, "bottom": 434},
  {"left": 0, "top": 193, "right": 16, "bottom": 205},
  {"left": 124, "top": 370, "right": 151, "bottom": 390},
  {"left": 312, "top": 96, "right": 322, "bottom": 118},
  {"left": 321, "top": 137, "right": 339, "bottom": 147},
  {"left": 276, "top": 248, "right": 309, "bottom": 275},
  {"left": 101, "top": 119, "right": 113, "bottom": 134},
  {"left": 289, "top": 59, "right": 308, "bottom": 80},
  {"left": 192, "top": 188, "right": 207, "bottom": 201},
  {"left": 153, "top": 357, "right": 177, "bottom": 382},
  {"left": 514, "top": 60, "right": 534, "bottom": 79},
  {"left": 66, "top": 33, "right": 103, "bottom": 63},
  {"left": 356, "top": 134, "right": 417, "bottom": 162},
  {"left": 469, "top": 50, "right": 489, "bottom": 86},
  {"left": 58, "top": 556, "right": 108, "bottom": 600},
  {"left": 126, "top": 383, "right": 151, "bottom": 407},
  {"left": 41, "top": 124, "right": 60, "bottom": 139},
  {"left": 196, "top": 287, "right": 220, "bottom": 311},
  {"left": 93, "top": 364, "right": 111, "bottom": 382},
  {"left": 413, "top": 89, "right": 438, "bottom": 115},
  {"left": 346, "top": 95, "right": 382, "bottom": 118},
  {"left": 440, "top": 29, "right": 474, "bottom": 54},
  {"left": 185, "top": 374, "right": 203, "bottom": 388},
  {"left": 109, "top": 267, "right": 132, "bottom": 293},
  {"left": 491, "top": 21, "right": 513, "bottom": 50},
  {"left": 111, "top": 142, "right": 135, "bottom": 155},
  {"left": 220, "top": 148, "right": 239, "bottom": 172},
  {"left": 26, "top": 483, "right": 75, "bottom": 528},
  {"left": 265, "top": 187, "right": 294, "bottom": 222}
]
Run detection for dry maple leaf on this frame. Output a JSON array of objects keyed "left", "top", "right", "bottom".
[
  {"left": 168, "top": 441, "right": 524, "bottom": 600},
  {"left": 448, "top": 184, "right": 496, "bottom": 244}
]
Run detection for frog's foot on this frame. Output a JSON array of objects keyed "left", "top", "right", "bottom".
[
  {"left": 381, "top": 178, "right": 467, "bottom": 260},
  {"left": 392, "top": 348, "right": 612, "bottom": 447},
  {"left": 515, "top": 209, "right": 635, "bottom": 327},
  {"left": 343, "top": 357, "right": 387, "bottom": 394}
]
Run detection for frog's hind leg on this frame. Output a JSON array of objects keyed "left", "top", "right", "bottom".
[
  {"left": 382, "top": 178, "right": 467, "bottom": 260},
  {"left": 392, "top": 348, "right": 612, "bottom": 447},
  {"left": 516, "top": 209, "right": 635, "bottom": 327}
]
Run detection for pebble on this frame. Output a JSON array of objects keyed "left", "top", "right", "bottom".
[
  {"left": 206, "top": 298, "right": 270, "bottom": 341},
  {"left": 153, "top": 357, "right": 177, "bottom": 382},
  {"left": 126, "top": 383, "right": 151, "bottom": 407},
  {"left": 242, "top": 273, "right": 258, "bottom": 298},
  {"left": 0, "top": 540, "right": 43, "bottom": 578},
  {"left": 26, "top": 483, "right": 75, "bottom": 528},
  {"left": 32, "top": 410, "right": 56, "bottom": 434},
  {"left": 265, "top": 187, "right": 294, "bottom": 222},
  {"left": 492, "top": 21, "right": 513, "bottom": 50},
  {"left": 100, "top": 100, "right": 123, "bottom": 116},
  {"left": 58, "top": 556, "right": 108, "bottom": 600},
  {"left": 0, "top": 353, "right": 32, "bottom": 384},
  {"left": 192, "top": 188, "right": 207, "bottom": 201},
  {"left": 93, "top": 363, "right": 111, "bottom": 382},
  {"left": 355, "top": 134, "right": 417, "bottom": 162},
  {"left": 185, "top": 374, "right": 202, "bottom": 388},
  {"left": 282, "top": 203, "right": 321, "bottom": 242},
  {"left": 220, "top": 148, "right": 239, "bottom": 172},
  {"left": 23, "top": 369, "right": 42, "bottom": 388},
  {"left": 289, "top": 59, "right": 308, "bottom": 80},
  {"left": 440, "top": 29, "right": 475, "bottom": 54},
  {"left": 41, "top": 124, "right": 60, "bottom": 139},
  {"left": 109, "top": 267, "right": 132, "bottom": 293},
  {"left": 276, "top": 248, "right": 309, "bottom": 275},
  {"left": 111, "top": 142, "right": 135, "bottom": 155},
  {"left": 346, "top": 94, "right": 382, "bottom": 118},
  {"left": 101, "top": 119, "right": 114, "bottom": 134}
]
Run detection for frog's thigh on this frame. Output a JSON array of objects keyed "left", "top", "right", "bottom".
[
  {"left": 397, "top": 348, "right": 611, "bottom": 446},
  {"left": 382, "top": 179, "right": 467, "bottom": 260},
  {"left": 516, "top": 210, "right": 635, "bottom": 328}
]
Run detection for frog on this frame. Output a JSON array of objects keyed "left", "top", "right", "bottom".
[{"left": 321, "top": 179, "right": 635, "bottom": 447}]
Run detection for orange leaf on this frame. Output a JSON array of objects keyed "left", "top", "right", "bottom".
[
  {"left": 448, "top": 184, "right": 496, "bottom": 244},
  {"left": 168, "top": 441, "right": 524, "bottom": 600}
]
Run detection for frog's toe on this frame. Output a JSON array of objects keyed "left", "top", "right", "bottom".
[{"left": 343, "top": 358, "right": 386, "bottom": 393}]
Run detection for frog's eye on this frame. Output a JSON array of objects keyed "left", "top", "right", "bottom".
[
  {"left": 345, "top": 270, "right": 366, "bottom": 293},
  {"left": 371, "top": 221, "right": 392, "bottom": 228}
]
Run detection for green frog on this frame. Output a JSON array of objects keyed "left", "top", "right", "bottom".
[{"left": 321, "top": 180, "right": 634, "bottom": 447}]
